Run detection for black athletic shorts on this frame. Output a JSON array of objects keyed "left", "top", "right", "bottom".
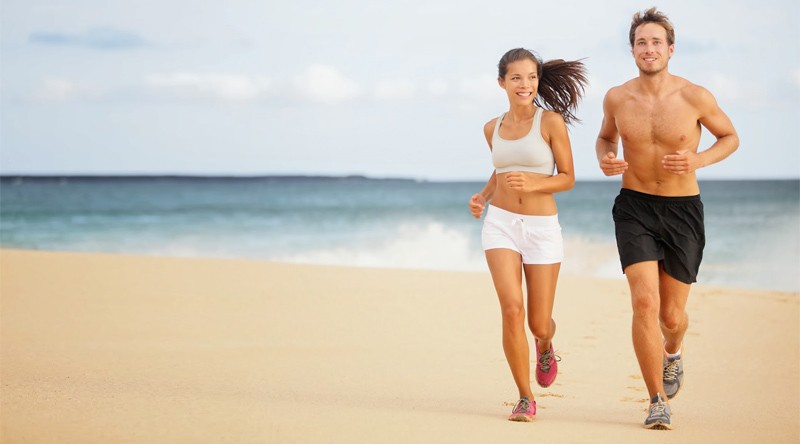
[{"left": 612, "top": 188, "right": 705, "bottom": 284}]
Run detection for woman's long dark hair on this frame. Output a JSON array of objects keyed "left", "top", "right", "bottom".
[{"left": 497, "top": 48, "right": 588, "bottom": 126}]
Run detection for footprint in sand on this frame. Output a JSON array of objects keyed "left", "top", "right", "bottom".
[{"left": 621, "top": 396, "right": 649, "bottom": 404}]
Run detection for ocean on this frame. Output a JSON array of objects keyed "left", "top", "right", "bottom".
[{"left": 1, "top": 176, "right": 798, "bottom": 292}]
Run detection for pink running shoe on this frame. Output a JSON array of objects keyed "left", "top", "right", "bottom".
[
  {"left": 508, "top": 397, "right": 536, "bottom": 422},
  {"left": 535, "top": 340, "right": 559, "bottom": 388}
]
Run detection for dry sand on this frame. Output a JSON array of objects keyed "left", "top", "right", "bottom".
[{"left": 1, "top": 249, "right": 798, "bottom": 443}]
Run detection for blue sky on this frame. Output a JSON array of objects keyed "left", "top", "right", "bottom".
[{"left": 1, "top": 0, "right": 798, "bottom": 180}]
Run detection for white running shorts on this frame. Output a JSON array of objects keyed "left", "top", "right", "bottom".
[{"left": 481, "top": 205, "right": 563, "bottom": 265}]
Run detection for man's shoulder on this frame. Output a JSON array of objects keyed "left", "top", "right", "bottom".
[
  {"left": 604, "top": 80, "right": 637, "bottom": 104},
  {"left": 675, "top": 78, "right": 712, "bottom": 99}
]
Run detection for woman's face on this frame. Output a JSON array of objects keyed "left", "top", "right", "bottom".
[{"left": 499, "top": 59, "right": 539, "bottom": 106}]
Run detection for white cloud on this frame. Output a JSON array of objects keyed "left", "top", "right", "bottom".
[
  {"left": 583, "top": 74, "right": 609, "bottom": 99},
  {"left": 29, "top": 27, "right": 147, "bottom": 50},
  {"left": 705, "top": 72, "right": 744, "bottom": 104},
  {"left": 292, "top": 64, "right": 362, "bottom": 103},
  {"left": 459, "top": 75, "right": 499, "bottom": 100},
  {"left": 373, "top": 78, "right": 417, "bottom": 100},
  {"left": 427, "top": 79, "right": 449, "bottom": 96},
  {"left": 34, "top": 77, "right": 80, "bottom": 101},
  {"left": 145, "top": 73, "right": 271, "bottom": 101}
]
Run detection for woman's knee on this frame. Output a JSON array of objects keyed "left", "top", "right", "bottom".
[
  {"left": 528, "top": 317, "right": 554, "bottom": 339},
  {"left": 501, "top": 303, "right": 526, "bottom": 327}
]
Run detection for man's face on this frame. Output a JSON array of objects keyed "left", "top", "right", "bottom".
[{"left": 632, "top": 23, "right": 674, "bottom": 75}]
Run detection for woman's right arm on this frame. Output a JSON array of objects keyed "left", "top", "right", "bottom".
[
  {"left": 470, "top": 171, "right": 496, "bottom": 219},
  {"left": 469, "top": 120, "right": 498, "bottom": 218}
]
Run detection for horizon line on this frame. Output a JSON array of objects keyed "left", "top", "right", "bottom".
[{"left": 1, "top": 174, "right": 798, "bottom": 183}]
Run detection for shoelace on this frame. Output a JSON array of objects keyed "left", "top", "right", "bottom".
[
  {"left": 649, "top": 400, "right": 668, "bottom": 417},
  {"left": 538, "top": 348, "right": 561, "bottom": 373},
  {"left": 513, "top": 398, "right": 531, "bottom": 414},
  {"left": 663, "top": 359, "right": 680, "bottom": 381}
]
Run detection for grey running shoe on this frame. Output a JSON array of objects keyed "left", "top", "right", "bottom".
[
  {"left": 663, "top": 355, "right": 684, "bottom": 399},
  {"left": 644, "top": 393, "right": 672, "bottom": 430}
]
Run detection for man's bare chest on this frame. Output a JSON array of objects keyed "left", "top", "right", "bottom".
[{"left": 615, "top": 100, "right": 700, "bottom": 147}]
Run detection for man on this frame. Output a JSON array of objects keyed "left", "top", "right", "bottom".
[{"left": 596, "top": 7, "right": 739, "bottom": 430}]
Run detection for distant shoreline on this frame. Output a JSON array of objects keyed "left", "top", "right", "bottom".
[{"left": 1, "top": 174, "right": 798, "bottom": 183}]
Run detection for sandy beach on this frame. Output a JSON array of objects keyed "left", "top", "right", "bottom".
[{"left": 1, "top": 249, "right": 798, "bottom": 443}]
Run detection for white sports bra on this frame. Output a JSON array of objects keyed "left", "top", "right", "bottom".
[{"left": 491, "top": 108, "right": 555, "bottom": 175}]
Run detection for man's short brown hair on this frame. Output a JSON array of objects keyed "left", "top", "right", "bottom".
[{"left": 630, "top": 7, "right": 675, "bottom": 46}]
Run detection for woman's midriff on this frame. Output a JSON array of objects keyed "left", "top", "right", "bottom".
[{"left": 492, "top": 172, "right": 558, "bottom": 216}]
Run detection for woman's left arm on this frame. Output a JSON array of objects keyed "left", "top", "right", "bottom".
[{"left": 505, "top": 111, "right": 575, "bottom": 194}]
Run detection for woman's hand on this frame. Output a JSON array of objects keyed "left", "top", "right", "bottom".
[
  {"left": 469, "top": 193, "right": 486, "bottom": 219},
  {"left": 504, "top": 172, "right": 542, "bottom": 193}
]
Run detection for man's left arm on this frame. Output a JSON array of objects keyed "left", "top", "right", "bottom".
[{"left": 662, "top": 86, "right": 739, "bottom": 175}]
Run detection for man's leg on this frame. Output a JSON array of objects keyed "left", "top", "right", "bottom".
[
  {"left": 658, "top": 265, "right": 691, "bottom": 398},
  {"left": 659, "top": 264, "right": 690, "bottom": 353},
  {"left": 658, "top": 268, "right": 692, "bottom": 353},
  {"left": 625, "top": 261, "right": 667, "bottom": 401}
]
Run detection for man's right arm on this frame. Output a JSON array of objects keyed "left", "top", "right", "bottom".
[{"left": 596, "top": 89, "right": 628, "bottom": 176}]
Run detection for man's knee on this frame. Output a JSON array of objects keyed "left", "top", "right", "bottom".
[
  {"left": 630, "top": 286, "right": 660, "bottom": 319},
  {"left": 632, "top": 302, "right": 659, "bottom": 323},
  {"left": 659, "top": 309, "right": 686, "bottom": 331},
  {"left": 625, "top": 262, "right": 661, "bottom": 319}
]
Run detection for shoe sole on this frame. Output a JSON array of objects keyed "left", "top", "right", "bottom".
[
  {"left": 644, "top": 421, "right": 672, "bottom": 430},
  {"left": 508, "top": 415, "right": 535, "bottom": 422}
]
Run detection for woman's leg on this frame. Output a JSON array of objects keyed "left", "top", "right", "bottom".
[
  {"left": 524, "top": 263, "right": 561, "bottom": 387},
  {"left": 524, "top": 263, "right": 560, "bottom": 352},
  {"left": 485, "top": 248, "right": 531, "bottom": 399}
]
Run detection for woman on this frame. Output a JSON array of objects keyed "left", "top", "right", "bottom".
[{"left": 469, "top": 48, "right": 586, "bottom": 422}]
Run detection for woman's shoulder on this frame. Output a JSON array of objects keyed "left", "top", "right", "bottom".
[
  {"left": 540, "top": 109, "right": 566, "bottom": 127},
  {"left": 484, "top": 117, "right": 499, "bottom": 134},
  {"left": 483, "top": 116, "right": 502, "bottom": 145}
]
